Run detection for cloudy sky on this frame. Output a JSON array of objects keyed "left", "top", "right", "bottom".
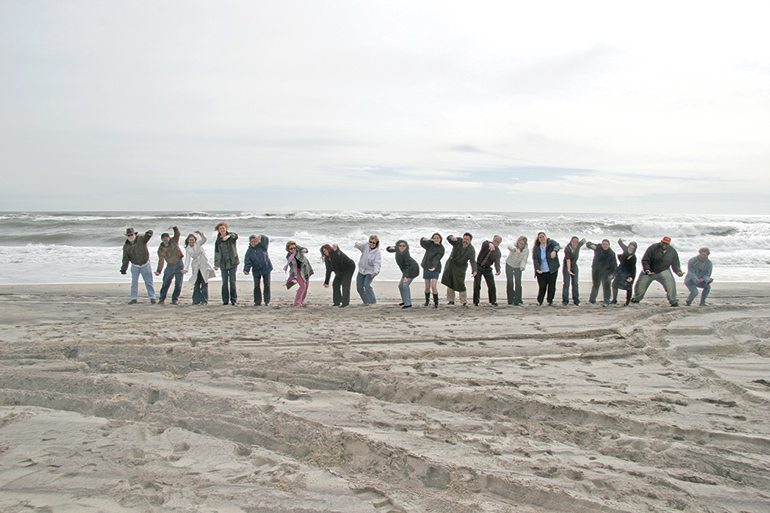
[{"left": 1, "top": 1, "right": 768, "bottom": 214}]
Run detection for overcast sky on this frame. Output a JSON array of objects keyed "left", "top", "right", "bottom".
[{"left": 1, "top": 1, "right": 768, "bottom": 214}]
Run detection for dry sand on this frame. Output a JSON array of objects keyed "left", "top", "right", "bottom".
[{"left": 1, "top": 280, "right": 769, "bottom": 512}]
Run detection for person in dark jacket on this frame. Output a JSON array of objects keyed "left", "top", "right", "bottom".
[
  {"left": 321, "top": 244, "right": 356, "bottom": 307},
  {"left": 473, "top": 235, "right": 502, "bottom": 306},
  {"left": 440, "top": 233, "right": 477, "bottom": 306},
  {"left": 532, "top": 232, "right": 561, "bottom": 306},
  {"left": 155, "top": 226, "right": 184, "bottom": 305},
  {"left": 121, "top": 227, "right": 156, "bottom": 304},
  {"left": 243, "top": 234, "right": 273, "bottom": 306},
  {"left": 420, "top": 233, "right": 445, "bottom": 308},
  {"left": 214, "top": 222, "right": 239, "bottom": 305},
  {"left": 632, "top": 236, "right": 684, "bottom": 306},
  {"left": 386, "top": 240, "right": 421, "bottom": 308},
  {"left": 562, "top": 236, "right": 586, "bottom": 305},
  {"left": 684, "top": 247, "right": 714, "bottom": 306},
  {"left": 611, "top": 239, "right": 637, "bottom": 306},
  {"left": 586, "top": 239, "right": 618, "bottom": 306}
]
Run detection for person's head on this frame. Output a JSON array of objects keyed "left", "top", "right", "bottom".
[
  {"left": 320, "top": 244, "right": 334, "bottom": 259},
  {"left": 286, "top": 240, "right": 297, "bottom": 253},
  {"left": 491, "top": 235, "right": 502, "bottom": 248},
  {"left": 396, "top": 240, "right": 408, "bottom": 253},
  {"left": 125, "top": 228, "right": 136, "bottom": 241},
  {"left": 517, "top": 235, "right": 527, "bottom": 249},
  {"left": 537, "top": 232, "right": 547, "bottom": 245},
  {"left": 660, "top": 236, "right": 671, "bottom": 249},
  {"left": 463, "top": 232, "right": 473, "bottom": 245},
  {"left": 249, "top": 235, "right": 258, "bottom": 247},
  {"left": 368, "top": 235, "right": 379, "bottom": 248},
  {"left": 570, "top": 236, "right": 579, "bottom": 248},
  {"left": 698, "top": 247, "right": 710, "bottom": 261},
  {"left": 431, "top": 233, "right": 442, "bottom": 244},
  {"left": 215, "top": 222, "right": 228, "bottom": 236},
  {"left": 161, "top": 233, "right": 170, "bottom": 245},
  {"left": 628, "top": 241, "right": 637, "bottom": 254},
  {"left": 601, "top": 239, "right": 610, "bottom": 250},
  {"left": 185, "top": 233, "right": 197, "bottom": 247}
]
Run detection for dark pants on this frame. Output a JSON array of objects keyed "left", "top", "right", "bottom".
[
  {"left": 536, "top": 271, "right": 558, "bottom": 305},
  {"left": 473, "top": 266, "right": 496, "bottom": 305},
  {"left": 333, "top": 267, "right": 355, "bottom": 306},
  {"left": 221, "top": 267, "right": 237, "bottom": 304},
  {"left": 159, "top": 261, "right": 184, "bottom": 302},
  {"left": 561, "top": 264, "right": 580, "bottom": 305},
  {"left": 612, "top": 277, "right": 633, "bottom": 304},
  {"left": 252, "top": 271, "right": 271, "bottom": 305},
  {"left": 589, "top": 267, "right": 612, "bottom": 305},
  {"left": 192, "top": 271, "right": 209, "bottom": 304},
  {"left": 506, "top": 264, "right": 523, "bottom": 305}
]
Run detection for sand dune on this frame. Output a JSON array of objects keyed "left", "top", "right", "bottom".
[{"left": 1, "top": 281, "right": 769, "bottom": 512}]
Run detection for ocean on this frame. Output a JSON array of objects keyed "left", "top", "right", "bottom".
[{"left": 0, "top": 211, "right": 768, "bottom": 285}]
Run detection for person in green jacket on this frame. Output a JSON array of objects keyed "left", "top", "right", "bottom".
[{"left": 440, "top": 233, "right": 477, "bottom": 306}]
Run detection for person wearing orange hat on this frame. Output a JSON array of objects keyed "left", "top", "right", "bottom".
[{"left": 631, "top": 236, "right": 684, "bottom": 306}]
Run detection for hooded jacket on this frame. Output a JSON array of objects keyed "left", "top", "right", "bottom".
[
  {"left": 386, "top": 240, "right": 420, "bottom": 279},
  {"left": 243, "top": 235, "right": 273, "bottom": 275}
]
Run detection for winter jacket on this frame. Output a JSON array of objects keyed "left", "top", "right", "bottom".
[
  {"left": 156, "top": 227, "right": 183, "bottom": 273},
  {"left": 440, "top": 236, "right": 477, "bottom": 291},
  {"left": 323, "top": 248, "right": 356, "bottom": 285},
  {"left": 356, "top": 242, "right": 381, "bottom": 275},
  {"left": 121, "top": 230, "right": 153, "bottom": 272},
  {"left": 420, "top": 238, "right": 445, "bottom": 273},
  {"left": 532, "top": 238, "right": 561, "bottom": 276},
  {"left": 386, "top": 240, "right": 420, "bottom": 279},
  {"left": 184, "top": 234, "right": 216, "bottom": 283},
  {"left": 243, "top": 235, "right": 273, "bottom": 275},
  {"left": 586, "top": 242, "right": 618, "bottom": 277},
  {"left": 214, "top": 232, "right": 239, "bottom": 270},
  {"left": 505, "top": 237, "right": 529, "bottom": 270},
  {"left": 641, "top": 243, "right": 682, "bottom": 274}
]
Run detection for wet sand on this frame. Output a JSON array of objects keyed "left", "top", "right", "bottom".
[{"left": 1, "top": 281, "right": 769, "bottom": 512}]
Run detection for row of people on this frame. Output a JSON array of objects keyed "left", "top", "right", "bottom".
[{"left": 121, "top": 225, "right": 713, "bottom": 308}]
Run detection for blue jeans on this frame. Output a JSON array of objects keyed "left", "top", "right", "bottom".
[
  {"left": 356, "top": 273, "right": 376, "bottom": 304},
  {"left": 131, "top": 262, "right": 155, "bottom": 300},
  {"left": 159, "top": 261, "right": 184, "bottom": 302},
  {"left": 398, "top": 277, "right": 415, "bottom": 306},
  {"left": 562, "top": 264, "right": 580, "bottom": 304},
  {"left": 685, "top": 276, "right": 711, "bottom": 305},
  {"left": 633, "top": 269, "right": 678, "bottom": 305},
  {"left": 251, "top": 270, "right": 271, "bottom": 305},
  {"left": 192, "top": 271, "right": 208, "bottom": 304},
  {"left": 221, "top": 267, "right": 237, "bottom": 304}
]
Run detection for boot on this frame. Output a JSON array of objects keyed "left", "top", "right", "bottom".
[
  {"left": 433, "top": 294, "right": 439, "bottom": 308},
  {"left": 424, "top": 293, "right": 431, "bottom": 307}
]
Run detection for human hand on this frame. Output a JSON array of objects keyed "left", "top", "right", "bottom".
[{"left": 154, "top": 271, "right": 160, "bottom": 276}]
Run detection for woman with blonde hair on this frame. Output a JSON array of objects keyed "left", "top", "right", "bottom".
[
  {"left": 214, "top": 221, "right": 239, "bottom": 305},
  {"left": 355, "top": 235, "right": 381, "bottom": 306}
]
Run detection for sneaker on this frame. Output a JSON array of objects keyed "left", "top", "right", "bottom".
[
  {"left": 490, "top": 302, "right": 498, "bottom": 306},
  {"left": 157, "top": 300, "right": 165, "bottom": 305},
  {"left": 401, "top": 304, "right": 412, "bottom": 309},
  {"left": 150, "top": 299, "right": 157, "bottom": 304},
  {"left": 171, "top": 301, "right": 178, "bottom": 305},
  {"left": 447, "top": 301, "right": 455, "bottom": 305},
  {"left": 670, "top": 302, "right": 679, "bottom": 307},
  {"left": 128, "top": 299, "right": 137, "bottom": 304}
]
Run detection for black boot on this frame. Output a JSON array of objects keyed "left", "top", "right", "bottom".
[
  {"left": 433, "top": 294, "right": 439, "bottom": 308},
  {"left": 424, "top": 293, "right": 430, "bottom": 307}
]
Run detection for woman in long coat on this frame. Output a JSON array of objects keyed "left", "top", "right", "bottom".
[{"left": 182, "top": 231, "right": 216, "bottom": 305}]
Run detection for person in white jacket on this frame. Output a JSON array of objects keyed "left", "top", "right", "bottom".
[
  {"left": 355, "top": 235, "right": 382, "bottom": 306},
  {"left": 505, "top": 236, "right": 528, "bottom": 305},
  {"left": 182, "top": 231, "right": 216, "bottom": 305}
]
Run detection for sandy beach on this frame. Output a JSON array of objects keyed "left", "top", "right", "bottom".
[{"left": 1, "top": 280, "right": 769, "bottom": 512}]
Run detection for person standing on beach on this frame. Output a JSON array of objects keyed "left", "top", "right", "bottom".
[
  {"left": 243, "top": 235, "right": 273, "bottom": 306},
  {"left": 505, "top": 236, "right": 528, "bottom": 305},
  {"left": 214, "top": 222, "right": 239, "bottom": 306},
  {"left": 562, "top": 236, "right": 586, "bottom": 306},
  {"left": 532, "top": 232, "right": 560, "bottom": 306},
  {"left": 441, "top": 233, "right": 477, "bottom": 306},
  {"left": 420, "top": 233, "right": 445, "bottom": 308},
  {"left": 285, "top": 241, "right": 313, "bottom": 306},
  {"left": 611, "top": 239, "right": 637, "bottom": 306},
  {"left": 355, "top": 236, "right": 381, "bottom": 306},
  {"left": 154, "top": 226, "right": 184, "bottom": 305},
  {"left": 321, "top": 244, "right": 356, "bottom": 307},
  {"left": 120, "top": 228, "right": 156, "bottom": 304},
  {"left": 473, "top": 235, "right": 502, "bottom": 306},
  {"left": 631, "top": 236, "right": 684, "bottom": 307},
  {"left": 182, "top": 231, "right": 215, "bottom": 305},
  {"left": 684, "top": 247, "right": 714, "bottom": 306},
  {"left": 386, "top": 240, "right": 420, "bottom": 309},
  {"left": 586, "top": 239, "right": 618, "bottom": 306}
]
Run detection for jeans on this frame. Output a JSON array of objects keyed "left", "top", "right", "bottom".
[
  {"left": 536, "top": 271, "right": 557, "bottom": 305},
  {"left": 192, "top": 271, "right": 209, "bottom": 304},
  {"left": 589, "top": 269, "right": 613, "bottom": 306},
  {"left": 562, "top": 264, "right": 580, "bottom": 305},
  {"left": 506, "top": 265, "right": 523, "bottom": 305},
  {"left": 357, "top": 273, "right": 376, "bottom": 304},
  {"left": 685, "top": 276, "right": 711, "bottom": 305},
  {"left": 398, "top": 276, "right": 415, "bottom": 306},
  {"left": 131, "top": 262, "right": 155, "bottom": 300},
  {"left": 633, "top": 269, "right": 678, "bottom": 305},
  {"left": 251, "top": 271, "right": 271, "bottom": 305},
  {"left": 332, "top": 268, "right": 355, "bottom": 306},
  {"left": 221, "top": 267, "right": 237, "bottom": 304},
  {"left": 473, "top": 266, "right": 496, "bottom": 304},
  {"left": 159, "top": 261, "right": 184, "bottom": 302}
]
